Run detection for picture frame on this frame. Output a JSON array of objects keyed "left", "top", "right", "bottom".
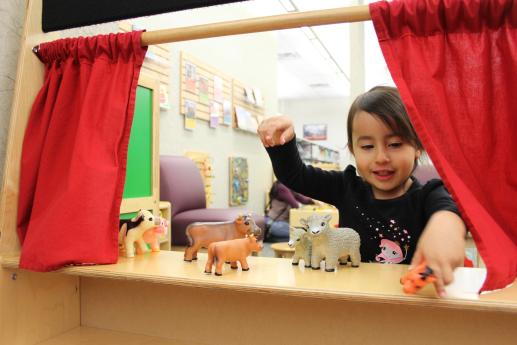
[
  {"left": 303, "top": 123, "right": 327, "bottom": 140},
  {"left": 229, "top": 157, "right": 249, "bottom": 206}
]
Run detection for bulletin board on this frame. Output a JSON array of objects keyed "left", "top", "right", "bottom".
[
  {"left": 184, "top": 151, "right": 215, "bottom": 206},
  {"left": 119, "top": 74, "right": 160, "bottom": 217},
  {"left": 232, "top": 78, "right": 265, "bottom": 134},
  {"left": 119, "top": 22, "right": 171, "bottom": 87},
  {"left": 180, "top": 51, "right": 232, "bottom": 124}
]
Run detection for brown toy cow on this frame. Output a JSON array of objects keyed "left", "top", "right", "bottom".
[
  {"left": 204, "top": 235, "right": 263, "bottom": 276},
  {"left": 184, "top": 214, "right": 260, "bottom": 261}
]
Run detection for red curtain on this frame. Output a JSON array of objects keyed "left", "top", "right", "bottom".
[
  {"left": 17, "top": 31, "right": 147, "bottom": 271},
  {"left": 370, "top": 0, "right": 517, "bottom": 292}
]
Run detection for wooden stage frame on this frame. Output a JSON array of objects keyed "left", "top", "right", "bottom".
[{"left": 1, "top": 1, "right": 516, "bottom": 344}]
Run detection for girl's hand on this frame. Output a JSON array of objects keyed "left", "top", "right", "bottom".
[
  {"left": 257, "top": 115, "right": 295, "bottom": 147},
  {"left": 411, "top": 211, "right": 466, "bottom": 297}
]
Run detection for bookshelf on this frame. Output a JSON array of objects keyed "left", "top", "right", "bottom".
[{"left": 296, "top": 138, "right": 340, "bottom": 170}]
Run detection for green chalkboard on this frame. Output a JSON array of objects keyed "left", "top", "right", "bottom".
[{"left": 123, "top": 85, "right": 153, "bottom": 199}]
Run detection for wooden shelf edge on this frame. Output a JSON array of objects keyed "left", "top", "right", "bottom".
[
  {"left": 36, "top": 326, "right": 196, "bottom": 345},
  {"left": 2, "top": 253, "right": 516, "bottom": 314}
]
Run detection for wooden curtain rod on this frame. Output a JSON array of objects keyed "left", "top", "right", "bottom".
[
  {"left": 33, "top": 5, "right": 371, "bottom": 55},
  {"left": 141, "top": 5, "right": 371, "bottom": 46}
]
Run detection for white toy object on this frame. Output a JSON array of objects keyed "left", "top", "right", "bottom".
[
  {"left": 288, "top": 226, "right": 312, "bottom": 267},
  {"left": 301, "top": 214, "right": 361, "bottom": 272},
  {"left": 119, "top": 209, "right": 164, "bottom": 258}
]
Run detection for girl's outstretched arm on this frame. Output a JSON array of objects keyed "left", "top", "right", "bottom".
[{"left": 411, "top": 210, "right": 466, "bottom": 297}]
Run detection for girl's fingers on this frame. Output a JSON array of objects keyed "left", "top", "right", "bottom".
[
  {"left": 409, "top": 248, "right": 423, "bottom": 269},
  {"left": 430, "top": 266, "right": 446, "bottom": 298},
  {"left": 441, "top": 264, "right": 455, "bottom": 286},
  {"left": 280, "top": 128, "right": 293, "bottom": 145}
]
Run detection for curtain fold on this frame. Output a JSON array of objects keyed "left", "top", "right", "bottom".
[
  {"left": 370, "top": 0, "right": 517, "bottom": 292},
  {"left": 17, "top": 31, "right": 147, "bottom": 271}
]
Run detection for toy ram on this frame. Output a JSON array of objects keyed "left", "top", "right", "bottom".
[
  {"left": 204, "top": 234, "right": 263, "bottom": 276},
  {"left": 119, "top": 209, "right": 166, "bottom": 258},
  {"left": 184, "top": 214, "right": 260, "bottom": 261},
  {"left": 288, "top": 226, "right": 312, "bottom": 267},
  {"left": 301, "top": 214, "right": 361, "bottom": 272}
]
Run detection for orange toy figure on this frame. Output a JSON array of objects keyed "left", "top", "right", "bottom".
[
  {"left": 204, "top": 235, "right": 263, "bottom": 276},
  {"left": 400, "top": 261, "right": 436, "bottom": 294},
  {"left": 184, "top": 214, "right": 259, "bottom": 261}
]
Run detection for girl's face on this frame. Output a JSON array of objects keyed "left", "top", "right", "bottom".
[{"left": 351, "top": 111, "right": 421, "bottom": 200}]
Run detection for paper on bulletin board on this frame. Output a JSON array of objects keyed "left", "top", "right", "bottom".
[
  {"left": 184, "top": 99, "right": 196, "bottom": 130},
  {"left": 209, "top": 101, "right": 220, "bottom": 128},
  {"left": 222, "top": 100, "right": 232, "bottom": 126}
]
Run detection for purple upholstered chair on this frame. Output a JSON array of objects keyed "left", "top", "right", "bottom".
[{"left": 160, "top": 155, "right": 265, "bottom": 246}]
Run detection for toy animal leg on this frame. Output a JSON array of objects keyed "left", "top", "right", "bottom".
[
  {"left": 350, "top": 250, "right": 361, "bottom": 267},
  {"left": 204, "top": 257, "right": 213, "bottom": 274},
  {"left": 311, "top": 253, "right": 323, "bottom": 269},
  {"left": 230, "top": 261, "right": 238, "bottom": 269},
  {"left": 125, "top": 239, "right": 136, "bottom": 258},
  {"left": 303, "top": 252, "right": 311, "bottom": 267},
  {"left": 184, "top": 245, "right": 199, "bottom": 261},
  {"left": 137, "top": 238, "right": 150, "bottom": 254},
  {"left": 215, "top": 260, "right": 224, "bottom": 276},
  {"left": 339, "top": 256, "right": 349, "bottom": 265},
  {"left": 240, "top": 258, "right": 249, "bottom": 271},
  {"left": 150, "top": 240, "right": 160, "bottom": 252},
  {"left": 324, "top": 256, "right": 338, "bottom": 272},
  {"left": 292, "top": 254, "right": 300, "bottom": 265}
]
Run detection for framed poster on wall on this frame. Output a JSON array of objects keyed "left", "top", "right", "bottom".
[
  {"left": 229, "top": 157, "right": 248, "bottom": 206},
  {"left": 303, "top": 124, "right": 327, "bottom": 140}
]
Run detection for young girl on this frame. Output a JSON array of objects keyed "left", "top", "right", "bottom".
[{"left": 257, "top": 86, "right": 466, "bottom": 297}]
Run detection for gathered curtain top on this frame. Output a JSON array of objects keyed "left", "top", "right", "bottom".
[
  {"left": 38, "top": 31, "right": 145, "bottom": 65},
  {"left": 371, "top": 0, "right": 517, "bottom": 40}
]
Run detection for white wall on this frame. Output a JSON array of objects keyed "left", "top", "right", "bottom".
[
  {"left": 278, "top": 97, "right": 354, "bottom": 168},
  {"left": 131, "top": 4, "right": 278, "bottom": 215},
  {"left": 0, "top": 3, "right": 277, "bottom": 217},
  {"left": 0, "top": 0, "right": 25, "bottom": 186}
]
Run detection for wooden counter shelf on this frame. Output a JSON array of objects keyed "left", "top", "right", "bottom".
[
  {"left": 2, "top": 253, "right": 517, "bottom": 344},
  {"left": 2, "top": 251, "right": 516, "bottom": 313}
]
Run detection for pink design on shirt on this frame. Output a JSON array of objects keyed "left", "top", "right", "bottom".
[{"left": 375, "top": 239, "right": 407, "bottom": 264}]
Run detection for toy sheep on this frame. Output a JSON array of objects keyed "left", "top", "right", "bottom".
[
  {"left": 204, "top": 235, "right": 263, "bottom": 276},
  {"left": 184, "top": 214, "right": 260, "bottom": 261},
  {"left": 119, "top": 209, "right": 165, "bottom": 258},
  {"left": 288, "top": 226, "right": 312, "bottom": 267},
  {"left": 301, "top": 214, "right": 361, "bottom": 272}
]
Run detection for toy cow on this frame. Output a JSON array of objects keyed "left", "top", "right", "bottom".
[
  {"left": 136, "top": 217, "right": 169, "bottom": 254},
  {"left": 184, "top": 214, "right": 260, "bottom": 261},
  {"left": 204, "top": 235, "right": 263, "bottom": 276},
  {"left": 119, "top": 209, "right": 164, "bottom": 258},
  {"left": 288, "top": 226, "right": 312, "bottom": 267},
  {"left": 301, "top": 214, "right": 361, "bottom": 272}
]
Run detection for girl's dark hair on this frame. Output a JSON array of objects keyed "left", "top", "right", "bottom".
[{"left": 347, "top": 86, "right": 424, "bottom": 158}]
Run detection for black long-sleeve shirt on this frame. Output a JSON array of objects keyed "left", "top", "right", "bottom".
[{"left": 266, "top": 138, "right": 459, "bottom": 264}]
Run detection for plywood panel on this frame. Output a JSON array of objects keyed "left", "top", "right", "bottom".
[
  {"left": 37, "top": 326, "right": 198, "bottom": 345},
  {"left": 0, "top": 269, "right": 79, "bottom": 345},
  {"left": 80, "top": 277, "right": 517, "bottom": 345},
  {"left": 0, "top": 1, "right": 82, "bottom": 344}
]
